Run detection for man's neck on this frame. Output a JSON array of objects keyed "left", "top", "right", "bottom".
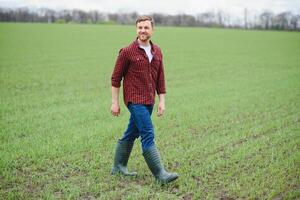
[{"left": 138, "top": 38, "right": 150, "bottom": 47}]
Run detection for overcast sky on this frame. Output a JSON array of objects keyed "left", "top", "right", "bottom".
[{"left": 1, "top": 0, "right": 299, "bottom": 16}]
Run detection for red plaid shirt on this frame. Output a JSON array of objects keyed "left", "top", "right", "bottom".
[{"left": 111, "top": 39, "right": 166, "bottom": 106}]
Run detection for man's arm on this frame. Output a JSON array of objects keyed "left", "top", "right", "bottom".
[
  {"left": 111, "top": 86, "right": 120, "bottom": 116},
  {"left": 111, "top": 48, "right": 128, "bottom": 117},
  {"left": 157, "top": 53, "right": 166, "bottom": 117}
]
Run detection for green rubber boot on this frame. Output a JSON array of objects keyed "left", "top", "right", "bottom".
[
  {"left": 143, "top": 145, "right": 178, "bottom": 184},
  {"left": 111, "top": 140, "right": 137, "bottom": 176}
]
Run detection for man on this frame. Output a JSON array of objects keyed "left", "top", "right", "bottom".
[{"left": 110, "top": 16, "right": 178, "bottom": 184}]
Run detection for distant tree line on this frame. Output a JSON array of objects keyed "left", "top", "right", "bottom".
[{"left": 0, "top": 7, "right": 299, "bottom": 31}]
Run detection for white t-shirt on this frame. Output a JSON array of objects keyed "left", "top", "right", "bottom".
[{"left": 139, "top": 45, "right": 153, "bottom": 63}]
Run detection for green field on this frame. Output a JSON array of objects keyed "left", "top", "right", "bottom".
[{"left": 0, "top": 23, "right": 299, "bottom": 199}]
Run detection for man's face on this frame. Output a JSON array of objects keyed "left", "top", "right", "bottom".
[{"left": 136, "top": 20, "right": 153, "bottom": 42}]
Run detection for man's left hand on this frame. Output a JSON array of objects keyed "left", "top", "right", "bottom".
[{"left": 157, "top": 102, "right": 165, "bottom": 117}]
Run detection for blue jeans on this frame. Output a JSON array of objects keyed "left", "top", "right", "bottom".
[{"left": 119, "top": 103, "right": 155, "bottom": 153}]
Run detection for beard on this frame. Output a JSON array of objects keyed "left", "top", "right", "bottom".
[{"left": 138, "top": 34, "right": 151, "bottom": 42}]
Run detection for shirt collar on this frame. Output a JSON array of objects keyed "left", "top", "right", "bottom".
[{"left": 134, "top": 38, "right": 156, "bottom": 54}]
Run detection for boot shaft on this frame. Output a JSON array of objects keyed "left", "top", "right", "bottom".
[
  {"left": 143, "top": 145, "right": 178, "bottom": 184},
  {"left": 142, "top": 145, "right": 164, "bottom": 176},
  {"left": 111, "top": 140, "right": 137, "bottom": 176},
  {"left": 114, "top": 140, "right": 134, "bottom": 166}
]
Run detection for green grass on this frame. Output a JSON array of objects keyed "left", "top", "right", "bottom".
[{"left": 0, "top": 23, "right": 299, "bottom": 199}]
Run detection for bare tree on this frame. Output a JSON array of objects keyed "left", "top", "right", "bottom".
[
  {"left": 152, "top": 13, "right": 164, "bottom": 25},
  {"left": 217, "top": 10, "right": 225, "bottom": 27},
  {"left": 44, "top": 8, "right": 55, "bottom": 23},
  {"left": 59, "top": 10, "right": 72, "bottom": 23},
  {"left": 260, "top": 11, "right": 273, "bottom": 29},
  {"left": 197, "top": 11, "right": 217, "bottom": 27},
  {"left": 273, "top": 12, "right": 292, "bottom": 30},
  {"left": 244, "top": 8, "right": 248, "bottom": 29},
  {"left": 290, "top": 14, "right": 300, "bottom": 30}
]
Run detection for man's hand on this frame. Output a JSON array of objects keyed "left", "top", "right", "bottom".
[
  {"left": 111, "top": 86, "right": 120, "bottom": 117},
  {"left": 111, "top": 103, "right": 120, "bottom": 116},
  {"left": 157, "top": 93, "right": 166, "bottom": 117},
  {"left": 157, "top": 101, "right": 165, "bottom": 117}
]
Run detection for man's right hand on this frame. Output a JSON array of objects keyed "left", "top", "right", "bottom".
[{"left": 111, "top": 103, "right": 120, "bottom": 116}]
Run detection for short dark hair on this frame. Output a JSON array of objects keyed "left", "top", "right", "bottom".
[{"left": 136, "top": 16, "right": 154, "bottom": 27}]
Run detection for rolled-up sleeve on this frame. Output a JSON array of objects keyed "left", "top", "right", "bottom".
[{"left": 111, "top": 48, "right": 129, "bottom": 88}]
